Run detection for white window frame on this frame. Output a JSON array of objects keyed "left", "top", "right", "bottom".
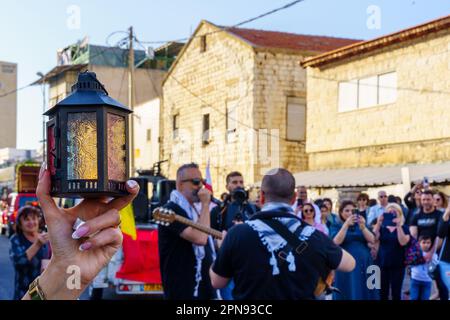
[{"left": 338, "top": 71, "right": 397, "bottom": 112}]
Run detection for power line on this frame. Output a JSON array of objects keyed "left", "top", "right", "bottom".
[
  {"left": 309, "top": 74, "right": 450, "bottom": 96},
  {"left": 0, "top": 35, "right": 129, "bottom": 100},
  {"left": 0, "top": 83, "right": 32, "bottom": 98},
  {"left": 138, "top": 0, "right": 306, "bottom": 45},
  {"left": 169, "top": 74, "right": 287, "bottom": 142}
]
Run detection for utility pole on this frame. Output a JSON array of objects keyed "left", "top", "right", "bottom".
[
  {"left": 37, "top": 72, "right": 46, "bottom": 163},
  {"left": 128, "top": 26, "right": 135, "bottom": 176}
]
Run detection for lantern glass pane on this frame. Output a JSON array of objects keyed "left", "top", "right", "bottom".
[
  {"left": 67, "top": 112, "right": 98, "bottom": 180},
  {"left": 107, "top": 113, "right": 126, "bottom": 181},
  {"left": 47, "top": 124, "right": 56, "bottom": 175}
]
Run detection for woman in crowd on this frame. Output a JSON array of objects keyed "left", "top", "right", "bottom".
[
  {"left": 330, "top": 200, "right": 378, "bottom": 300},
  {"left": 9, "top": 206, "right": 50, "bottom": 300},
  {"left": 434, "top": 191, "right": 448, "bottom": 213},
  {"left": 301, "top": 203, "right": 329, "bottom": 235},
  {"left": 322, "top": 198, "right": 340, "bottom": 230},
  {"left": 373, "top": 203, "right": 410, "bottom": 300},
  {"left": 356, "top": 193, "right": 370, "bottom": 219}
]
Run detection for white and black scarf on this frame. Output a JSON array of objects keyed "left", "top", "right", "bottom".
[
  {"left": 246, "top": 202, "right": 316, "bottom": 275},
  {"left": 169, "top": 190, "right": 217, "bottom": 298}
]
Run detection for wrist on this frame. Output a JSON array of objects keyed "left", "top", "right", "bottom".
[{"left": 38, "top": 260, "right": 85, "bottom": 300}]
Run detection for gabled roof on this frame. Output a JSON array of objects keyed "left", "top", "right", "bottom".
[
  {"left": 163, "top": 20, "right": 361, "bottom": 85},
  {"left": 302, "top": 14, "right": 450, "bottom": 68},
  {"left": 225, "top": 27, "right": 360, "bottom": 53}
]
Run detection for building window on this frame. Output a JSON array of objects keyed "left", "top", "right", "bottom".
[
  {"left": 226, "top": 101, "right": 237, "bottom": 143},
  {"left": 286, "top": 97, "right": 306, "bottom": 141},
  {"left": 200, "top": 35, "right": 207, "bottom": 53},
  {"left": 338, "top": 71, "right": 397, "bottom": 112},
  {"left": 378, "top": 72, "right": 397, "bottom": 105},
  {"left": 358, "top": 76, "right": 378, "bottom": 108},
  {"left": 146, "top": 129, "right": 151, "bottom": 142},
  {"left": 202, "top": 114, "right": 210, "bottom": 145},
  {"left": 172, "top": 114, "right": 179, "bottom": 139}
]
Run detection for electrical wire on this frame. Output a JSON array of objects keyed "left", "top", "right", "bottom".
[{"left": 138, "top": 0, "right": 306, "bottom": 45}]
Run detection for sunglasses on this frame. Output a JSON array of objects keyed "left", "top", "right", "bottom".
[
  {"left": 379, "top": 195, "right": 387, "bottom": 198},
  {"left": 357, "top": 198, "right": 367, "bottom": 202},
  {"left": 181, "top": 178, "right": 205, "bottom": 186},
  {"left": 303, "top": 209, "right": 314, "bottom": 213}
]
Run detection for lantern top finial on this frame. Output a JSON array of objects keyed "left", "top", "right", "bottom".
[
  {"left": 71, "top": 71, "right": 109, "bottom": 95},
  {"left": 44, "top": 70, "right": 132, "bottom": 115}
]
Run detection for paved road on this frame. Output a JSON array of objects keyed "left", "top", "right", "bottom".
[{"left": 0, "top": 235, "right": 14, "bottom": 300}]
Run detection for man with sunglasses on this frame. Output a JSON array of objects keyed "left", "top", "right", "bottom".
[
  {"left": 157, "top": 163, "right": 217, "bottom": 300},
  {"left": 368, "top": 191, "right": 389, "bottom": 225}
]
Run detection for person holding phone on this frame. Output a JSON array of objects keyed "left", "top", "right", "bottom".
[
  {"left": 373, "top": 203, "right": 410, "bottom": 300},
  {"left": 330, "top": 200, "right": 378, "bottom": 300}
]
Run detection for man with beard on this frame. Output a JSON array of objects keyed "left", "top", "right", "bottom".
[{"left": 158, "top": 163, "right": 217, "bottom": 300}]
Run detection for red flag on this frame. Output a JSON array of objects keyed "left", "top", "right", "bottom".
[
  {"left": 116, "top": 229, "right": 161, "bottom": 284},
  {"left": 205, "top": 159, "right": 213, "bottom": 192}
]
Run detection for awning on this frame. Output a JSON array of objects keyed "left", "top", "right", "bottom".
[
  {"left": 293, "top": 162, "right": 450, "bottom": 188},
  {"left": 254, "top": 161, "right": 450, "bottom": 188}
]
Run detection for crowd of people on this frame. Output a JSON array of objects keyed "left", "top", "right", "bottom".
[
  {"left": 7, "top": 162, "right": 450, "bottom": 300},
  {"left": 157, "top": 166, "right": 450, "bottom": 301}
]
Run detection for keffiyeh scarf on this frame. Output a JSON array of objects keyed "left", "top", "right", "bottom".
[
  {"left": 246, "top": 202, "right": 315, "bottom": 275},
  {"left": 169, "top": 190, "right": 217, "bottom": 297}
]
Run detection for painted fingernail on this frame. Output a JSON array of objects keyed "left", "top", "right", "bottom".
[
  {"left": 79, "top": 242, "right": 92, "bottom": 251},
  {"left": 72, "top": 225, "right": 89, "bottom": 239},
  {"left": 39, "top": 162, "right": 47, "bottom": 179},
  {"left": 126, "top": 180, "right": 138, "bottom": 188}
]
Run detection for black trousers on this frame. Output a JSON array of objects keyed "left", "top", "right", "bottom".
[{"left": 381, "top": 266, "right": 405, "bottom": 300}]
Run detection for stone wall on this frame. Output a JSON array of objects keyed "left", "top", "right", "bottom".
[
  {"left": 306, "top": 29, "right": 450, "bottom": 170},
  {"left": 253, "top": 50, "right": 309, "bottom": 183},
  {"left": 161, "top": 22, "right": 311, "bottom": 193},
  {"left": 161, "top": 23, "right": 257, "bottom": 193}
]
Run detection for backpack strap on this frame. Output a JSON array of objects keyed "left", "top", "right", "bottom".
[{"left": 260, "top": 218, "right": 331, "bottom": 280}]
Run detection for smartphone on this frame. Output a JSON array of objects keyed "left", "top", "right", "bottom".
[
  {"left": 297, "top": 199, "right": 303, "bottom": 207},
  {"left": 382, "top": 212, "right": 396, "bottom": 227},
  {"left": 423, "top": 176, "right": 429, "bottom": 188}
]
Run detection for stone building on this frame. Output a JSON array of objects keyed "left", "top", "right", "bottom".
[
  {"left": 300, "top": 15, "right": 450, "bottom": 200},
  {"left": 161, "top": 20, "right": 359, "bottom": 193},
  {"left": 0, "top": 61, "right": 17, "bottom": 148}
]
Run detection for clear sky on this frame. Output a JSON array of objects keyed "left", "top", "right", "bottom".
[{"left": 0, "top": 0, "right": 448, "bottom": 150}]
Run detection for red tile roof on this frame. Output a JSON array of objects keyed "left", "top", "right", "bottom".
[
  {"left": 302, "top": 14, "right": 450, "bottom": 68},
  {"left": 226, "top": 27, "right": 361, "bottom": 53}
]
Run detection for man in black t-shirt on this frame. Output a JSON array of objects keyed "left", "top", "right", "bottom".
[
  {"left": 158, "top": 163, "right": 216, "bottom": 300},
  {"left": 209, "top": 168, "right": 355, "bottom": 300},
  {"left": 410, "top": 190, "right": 443, "bottom": 242}
]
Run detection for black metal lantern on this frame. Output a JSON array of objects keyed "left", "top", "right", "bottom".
[{"left": 44, "top": 71, "right": 132, "bottom": 198}]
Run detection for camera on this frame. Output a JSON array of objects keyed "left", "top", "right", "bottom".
[{"left": 232, "top": 187, "right": 248, "bottom": 204}]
